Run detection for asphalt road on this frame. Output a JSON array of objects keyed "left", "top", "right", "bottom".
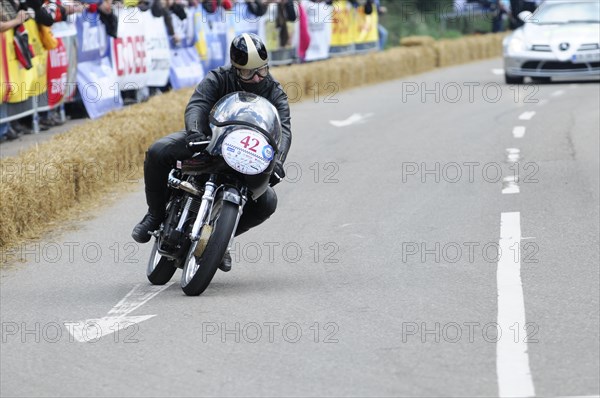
[{"left": 1, "top": 58, "right": 599, "bottom": 397}]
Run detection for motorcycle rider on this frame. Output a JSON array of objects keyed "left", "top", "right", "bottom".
[{"left": 132, "top": 33, "right": 292, "bottom": 272}]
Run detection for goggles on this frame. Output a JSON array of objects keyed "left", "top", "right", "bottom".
[{"left": 236, "top": 65, "right": 269, "bottom": 81}]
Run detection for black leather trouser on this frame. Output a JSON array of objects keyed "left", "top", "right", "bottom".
[{"left": 143, "top": 131, "right": 277, "bottom": 236}]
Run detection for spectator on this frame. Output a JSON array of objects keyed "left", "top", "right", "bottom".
[
  {"left": 1, "top": 0, "right": 52, "bottom": 135},
  {"left": 0, "top": 0, "right": 31, "bottom": 32},
  {"left": 246, "top": 0, "right": 266, "bottom": 17},
  {"left": 375, "top": 0, "right": 387, "bottom": 50},
  {"left": 490, "top": 0, "right": 509, "bottom": 32},
  {"left": 202, "top": 0, "right": 233, "bottom": 13},
  {"left": 92, "top": 0, "right": 118, "bottom": 38}
]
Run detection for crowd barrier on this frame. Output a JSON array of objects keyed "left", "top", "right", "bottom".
[{"left": 1, "top": 0, "right": 380, "bottom": 129}]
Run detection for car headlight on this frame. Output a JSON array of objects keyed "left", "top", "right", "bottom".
[{"left": 507, "top": 37, "right": 527, "bottom": 55}]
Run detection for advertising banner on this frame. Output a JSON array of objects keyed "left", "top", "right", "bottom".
[
  {"left": 301, "top": 0, "right": 332, "bottom": 62},
  {"left": 110, "top": 8, "right": 151, "bottom": 91},
  {"left": 76, "top": 12, "right": 122, "bottom": 118}
]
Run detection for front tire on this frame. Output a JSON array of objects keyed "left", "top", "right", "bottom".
[
  {"left": 180, "top": 198, "right": 239, "bottom": 296},
  {"left": 147, "top": 239, "right": 177, "bottom": 285},
  {"left": 505, "top": 73, "right": 524, "bottom": 85},
  {"left": 531, "top": 76, "right": 551, "bottom": 83}
]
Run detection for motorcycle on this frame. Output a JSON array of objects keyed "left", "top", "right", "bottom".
[{"left": 145, "top": 92, "right": 282, "bottom": 296}]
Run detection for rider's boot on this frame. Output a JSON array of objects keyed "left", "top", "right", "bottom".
[{"left": 131, "top": 190, "right": 166, "bottom": 244}]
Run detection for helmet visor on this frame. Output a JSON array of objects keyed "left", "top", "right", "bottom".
[{"left": 236, "top": 65, "right": 269, "bottom": 81}]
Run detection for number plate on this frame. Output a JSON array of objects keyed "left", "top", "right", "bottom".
[
  {"left": 221, "top": 129, "right": 273, "bottom": 175},
  {"left": 572, "top": 51, "right": 600, "bottom": 63}
]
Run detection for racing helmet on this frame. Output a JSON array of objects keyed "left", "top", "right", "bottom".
[{"left": 230, "top": 33, "right": 269, "bottom": 81}]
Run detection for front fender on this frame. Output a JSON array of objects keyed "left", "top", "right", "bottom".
[{"left": 222, "top": 186, "right": 242, "bottom": 205}]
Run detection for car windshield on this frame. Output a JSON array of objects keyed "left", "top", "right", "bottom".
[{"left": 533, "top": 2, "right": 600, "bottom": 24}]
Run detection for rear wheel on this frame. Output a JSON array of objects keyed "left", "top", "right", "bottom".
[
  {"left": 505, "top": 73, "right": 524, "bottom": 85},
  {"left": 147, "top": 239, "right": 177, "bottom": 285},
  {"left": 181, "top": 197, "right": 239, "bottom": 296}
]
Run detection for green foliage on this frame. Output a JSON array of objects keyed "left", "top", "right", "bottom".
[{"left": 379, "top": 0, "right": 494, "bottom": 48}]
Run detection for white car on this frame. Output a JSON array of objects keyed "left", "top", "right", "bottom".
[{"left": 503, "top": 0, "right": 600, "bottom": 84}]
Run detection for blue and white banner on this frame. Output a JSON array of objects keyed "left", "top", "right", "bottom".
[
  {"left": 77, "top": 58, "right": 123, "bottom": 119},
  {"left": 169, "top": 47, "right": 204, "bottom": 90},
  {"left": 75, "top": 12, "right": 122, "bottom": 119},
  {"left": 193, "top": 6, "right": 229, "bottom": 71},
  {"left": 146, "top": 16, "right": 171, "bottom": 87}
]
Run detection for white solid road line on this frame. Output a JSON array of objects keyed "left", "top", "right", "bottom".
[
  {"left": 513, "top": 126, "right": 526, "bottom": 138},
  {"left": 519, "top": 112, "right": 536, "bottom": 121},
  {"left": 497, "top": 212, "right": 535, "bottom": 397}
]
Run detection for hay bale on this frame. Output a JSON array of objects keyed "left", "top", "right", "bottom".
[
  {"left": 400, "top": 36, "right": 436, "bottom": 48},
  {"left": 0, "top": 89, "right": 192, "bottom": 248}
]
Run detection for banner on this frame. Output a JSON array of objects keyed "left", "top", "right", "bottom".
[
  {"left": 77, "top": 57, "right": 122, "bottom": 119},
  {"left": 353, "top": 5, "right": 379, "bottom": 52},
  {"left": 329, "top": 0, "right": 355, "bottom": 55},
  {"left": 146, "top": 16, "right": 171, "bottom": 87},
  {"left": 76, "top": 11, "right": 109, "bottom": 62},
  {"left": 110, "top": 9, "right": 151, "bottom": 91},
  {"left": 51, "top": 21, "right": 78, "bottom": 104},
  {"left": 168, "top": 6, "right": 203, "bottom": 89},
  {"left": 171, "top": 7, "right": 196, "bottom": 48},
  {"left": 260, "top": 2, "right": 298, "bottom": 65},
  {"left": 76, "top": 12, "right": 122, "bottom": 118},
  {"left": 169, "top": 46, "right": 204, "bottom": 90},
  {"left": 227, "top": 2, "right": 260, "bottom": 36},
  {"left": 301, "top": 0, "right": 332, "bottom": 62},
  {"left": 2, "top": 20, "right": 48, "bottom": 104},
  {"left": 193, "top": 6, "right": 228, "bottom": 70},
  {"left": 46, "top": 39, "right": 68, "bottom": 108}
]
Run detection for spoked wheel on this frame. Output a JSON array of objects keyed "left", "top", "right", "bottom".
[
  {"left": 147, "top": 239, "right": 177, "bottom": 285},
  {"left": 181, "top": 197, "right": 239, "bottom": 296}
]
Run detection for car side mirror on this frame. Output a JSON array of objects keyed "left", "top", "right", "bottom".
[{"left": 518, "top": 11, "right": 533, "bottom": 22}]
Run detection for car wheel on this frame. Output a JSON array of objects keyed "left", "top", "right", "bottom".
[
  {"left": 505, "top": 73, "right": 524, "bottom": 85},
  {"left": 531, "top": 77, "right": 551, "bottom": 83}
]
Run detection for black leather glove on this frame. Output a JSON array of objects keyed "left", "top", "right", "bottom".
[
  {"left": 269, "top": 161, "right": 285, "bottom": 187},
  {"left": 186, "top": 131, "right": 209, "bottom": 151}
]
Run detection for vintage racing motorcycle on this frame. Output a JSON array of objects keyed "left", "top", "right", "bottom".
[{"left": 145, "top": 92, "right": 281, "bottom": 296}]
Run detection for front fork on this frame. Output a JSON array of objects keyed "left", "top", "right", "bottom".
[
  {"left": 189, "top": 177, "right": 247, "bottom": 251},
  {"left": 190, "top": 179, "right": 216, "bottom": 241}
]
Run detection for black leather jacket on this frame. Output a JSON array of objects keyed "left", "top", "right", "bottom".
[{"left": 184, "top": 66, "right": 292, "bottom": 164}]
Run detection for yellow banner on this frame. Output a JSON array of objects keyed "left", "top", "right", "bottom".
[
  {"left": 193, "top": 11, "right": 209, "bottom": 62},
  {"left": 330, "top": 0, "right": 355, "bottom": 47},
  {"left": 2, "top": 20, "right": 47, "bottom": 104},
  {"left": 354, "top": 5, "right": 379, "bottom": 44}
]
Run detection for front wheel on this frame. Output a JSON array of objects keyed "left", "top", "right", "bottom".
[
  {"left": 505, "top": 73, "right": 524, "bottom": 85},
  {"left": 531, "top": 76, "right": 551, "bottom": 83},
  {"left": 180, "top": 198, "right": 239, "bottom": 296},
  {"left": 147, "top": 239, "right": 177, "bottom": 285}
]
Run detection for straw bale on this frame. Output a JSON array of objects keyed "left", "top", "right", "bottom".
[{"left": 400, "top": 36, "right": 436, "bottom": 48}]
